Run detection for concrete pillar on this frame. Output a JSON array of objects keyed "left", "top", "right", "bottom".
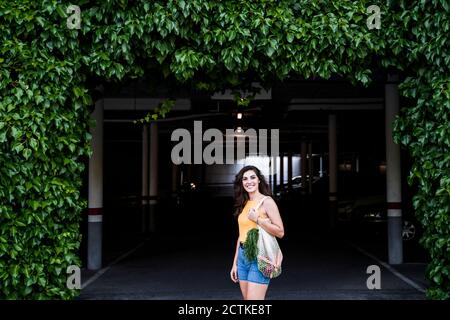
[
  {"left": 301, "top": 141, "right": 307, "bottom": 195},
  {"left": 279, "top": 153, "right": 284, "bottom": 194},
  {"left": 141, "top": 124, "right": 149, "bottom": 234},
  {"left": 88, "top": 99, "right": 103, "bottom": 270},
  {"left": 287, "top": 152, "right": 293, "bottom": 192},
  {"left": 149, "top": 122, "right": 158, "bottom": 233},
  {"left": 319, "top": 156, "right": 324, "bottom": 178},
  {"left": 268, "top": 161, "right": 272, "bottom": 190},
  {"left": 328, "top": 114, "right": 338, "bottom": 229},
  {"left": 308, "top": 142, "right": 313, "bottom": 195},
  {"left": 172, "top": 163, "right": 178, "bottom": 194},
  {"left": 271, "top": 155, "right": 277, "bottom": 194},
  {"left": 180, "top": 166, "right": 184, "bottom": 186},
  {"left": 386, "top": 74, "right": 403, "bottom": 264}
]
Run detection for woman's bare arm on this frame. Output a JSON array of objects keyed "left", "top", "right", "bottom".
[
  {"left": 258, "top": 197, "right": 284, "bottom": 238},
  {"left": 230, "top": 238, "right": 240, "bottom": 283},
  {"left": 233, "top": 238, "right": 240, "bottom": 265}
]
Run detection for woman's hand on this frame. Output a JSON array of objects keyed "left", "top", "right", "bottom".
[
  {"left": 230, "top": 264, "right": 238, "bottom": 283},
  {"left": 247, "top": 207, "right": 258, "bottom": 223},
  {"left": 257, "top": 217, "right": 271, "bottom": 226}
]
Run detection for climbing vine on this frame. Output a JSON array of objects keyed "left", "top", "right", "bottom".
[
  {"left": 386, "top": 1, "right": 450, "bottom": 299},
  {"left": 0, "top": 0, "right": 448, "bottom": 299}
]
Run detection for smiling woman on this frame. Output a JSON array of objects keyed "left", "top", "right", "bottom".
[
  {"left": 1, "top": 0, "right": 449, "bottom": 300},
  {"left": 230, "top": 165, "right": 284, "bottom": 300}
]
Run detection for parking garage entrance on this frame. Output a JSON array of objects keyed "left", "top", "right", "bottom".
[{"left": 79, "top": 77, "right": 428, "bottom": 299}]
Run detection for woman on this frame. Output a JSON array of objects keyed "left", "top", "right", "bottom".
[{"left": 230, "top": 165, "right": 284, "bottom": 300}]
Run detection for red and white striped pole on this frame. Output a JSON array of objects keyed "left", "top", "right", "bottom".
[
  {"left": 386, "top": 74, "right": 403, "bottom": 264},
  {"left": 88, "top": 98, "right": 103, "bottom": 270}
]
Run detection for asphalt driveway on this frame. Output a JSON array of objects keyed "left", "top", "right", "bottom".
[{"left": 79, "top": 231, "right": 427, "bottom": 300}]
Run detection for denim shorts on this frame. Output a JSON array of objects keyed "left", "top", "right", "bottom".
[{"left": 237, "top": 246, "right": 270, "bottom": 285}]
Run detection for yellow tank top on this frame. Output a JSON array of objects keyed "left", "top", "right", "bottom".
[{"left": 237, "top": 198, "right": 268, "bottom": 243}]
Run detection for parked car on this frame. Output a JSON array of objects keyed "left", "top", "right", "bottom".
[
  {"left": 275, "top": 175, "right": 323, "bottom": 198},
  {"left": 338, "top": 194, "right": 421, "bottom": 241}
]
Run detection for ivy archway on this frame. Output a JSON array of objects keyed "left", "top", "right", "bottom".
[{"left": 0, "top": 0, "right": 448, "bottom": 299}]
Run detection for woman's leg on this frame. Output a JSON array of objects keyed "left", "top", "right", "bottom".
[
  {"left": 246, "top": 282, "right": 269, "bottom": 300},
  {"left": 239, "top": 280, "right": 249, "bottom": 300}
]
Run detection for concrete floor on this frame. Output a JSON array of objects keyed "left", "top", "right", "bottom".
[{"left": 79, "top": 231, "right": 428, "bottom": 300}]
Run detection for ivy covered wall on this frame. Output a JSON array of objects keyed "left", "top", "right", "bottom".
[{"left": 0, "top": 0, "right": 448, "bottom": 299}]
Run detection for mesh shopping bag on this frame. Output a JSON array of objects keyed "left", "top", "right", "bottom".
[
  {"left": 254, "top": 197, "right": 283, "bottom": 279},
  {"left": 257, "top": 223, "right": 283, "bottom": 278}
]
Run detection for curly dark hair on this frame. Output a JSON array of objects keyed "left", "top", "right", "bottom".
[{"left": 233, "top": 165, "right": 272, "bottom": 217}]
